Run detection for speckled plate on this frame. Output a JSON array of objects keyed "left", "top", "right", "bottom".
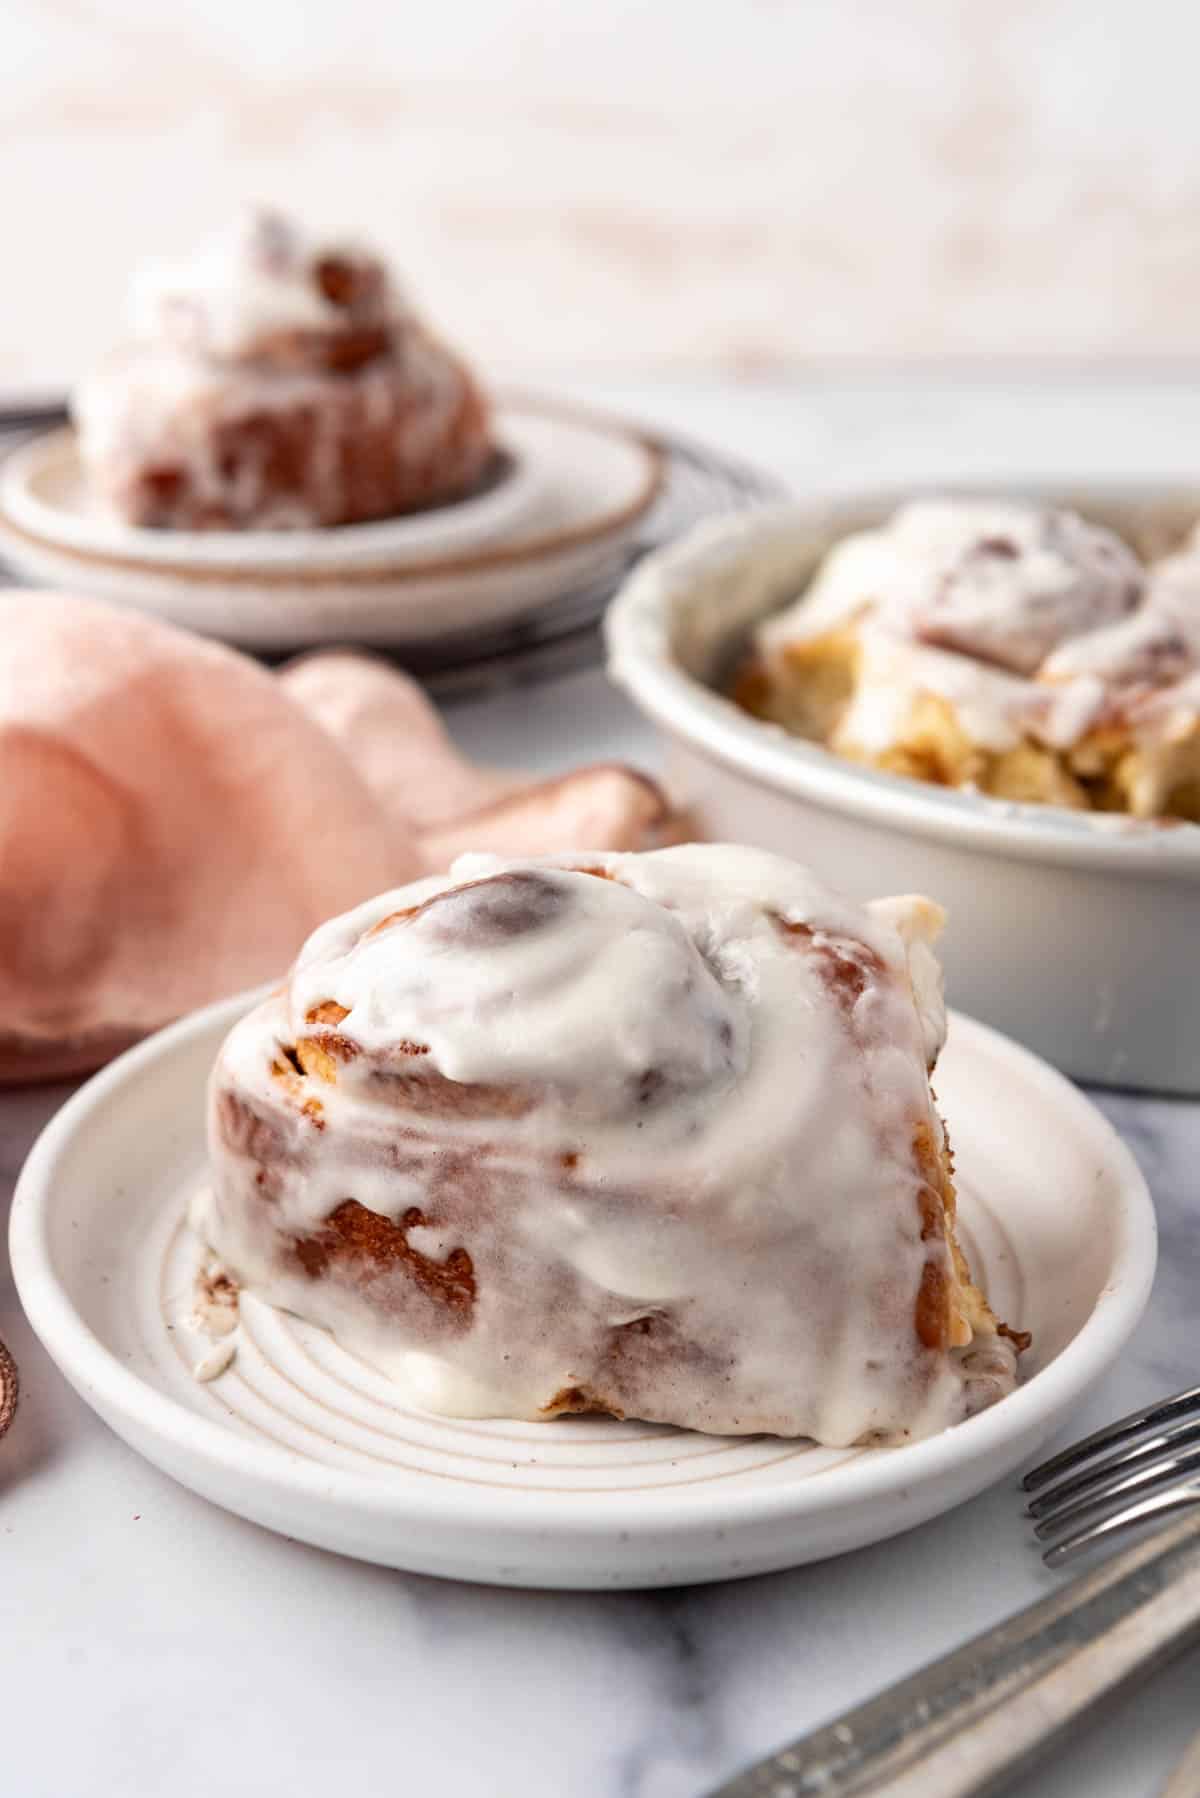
[{"left": 10, "top": 988, "right": 1155, "bottom": 1589}]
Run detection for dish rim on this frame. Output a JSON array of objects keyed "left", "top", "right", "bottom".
[
  {"left": 604, "top": 487, "right": 1200, "bottom": 878},
  {"left": 10, "top": 983, "right": 1157, "bottom": 1535}
]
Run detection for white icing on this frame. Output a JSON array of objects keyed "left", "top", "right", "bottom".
[
  {"left": 764, "top": 499, "right": 1141, "bottom": 676},
  {"left": 1042, "top": 558, "right": 1200, "bottom": 686},
  {"left": 834, "top": 632, "right": 1033, "bottom": 755},
  {"left": 758, "top": 528, "right": 907, "bottom": 648},
  {"left": 195, "top": 846, "right": 1011, "bottom": 1448},
  {"left": 129, "top": 209, "right": 396, "bottom": 364},
  {"left": 293, "top": 866, "right": 742, "bottom": 1111}
]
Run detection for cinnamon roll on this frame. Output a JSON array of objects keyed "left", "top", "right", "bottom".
[
  {"left": 737, "top": 498, "right": 1200, "bottom": 821},
  {"left": 197, "top": 844, "right": 1022, "bottom": 1446},
  {"left": 73, "top": 210, "right": 493, "bottom": 530}
]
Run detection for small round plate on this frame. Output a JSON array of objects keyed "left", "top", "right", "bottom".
[
  {"left": 10, "top": 990, "right": 1155, "bottom": 1590},
  {"left": 0, "top": 397, "right": 663, "bottom": 648},
  {"left": 0, "top": 434, "right": 543, "bottom": 570}
]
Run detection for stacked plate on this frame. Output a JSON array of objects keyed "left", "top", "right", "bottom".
[{"left": 0, "top": 393, "right": 784, "bottom": 696}]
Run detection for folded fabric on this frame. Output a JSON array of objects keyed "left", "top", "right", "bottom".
[{"left": 0, "top": 592, "right": 671, "bottom": 1082}]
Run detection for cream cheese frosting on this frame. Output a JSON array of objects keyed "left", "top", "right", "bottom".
[
  {"left": 128, "top": 209, "right": 397, "bottom": 365},
  {"left": 761, "top": 499, "right": 1142, "bottom": 675},
  {"left": 197, "top": 845, "right": 1017, "bottom": 1446}
]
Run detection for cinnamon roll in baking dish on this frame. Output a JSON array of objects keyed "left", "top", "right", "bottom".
[
  {"left": 197, "top": 845, "right": 1022, "bottom": 1445},
  {"left": 73, "top": 210, "right": 493, "bottom": 530},
  {"left": 737, "top": 499, "right": 1200, "bottom": 821}
]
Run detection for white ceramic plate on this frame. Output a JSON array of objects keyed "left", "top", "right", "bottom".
[
  {"left": 606, "top": 491, "right": 1200, "bottom": 1093},
  {"left": 0, "top": 398, "right": 662, "bottom": 647},
  {"left": 10, "top": 987, "right": 1155, "bottom": 1589},
  {"left": 0, "top": 430, "right": 545, "bottom": 569}
]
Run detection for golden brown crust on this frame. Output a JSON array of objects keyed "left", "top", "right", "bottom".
[
  {"left": 735, "top": 627, "right": 1200, "bottom": 822},
  {"left": 540, "top": 1384, "right": 623, "bottom": 1419}
]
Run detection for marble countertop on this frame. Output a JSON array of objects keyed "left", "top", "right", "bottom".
[{"left": 4, "top": 372, "right": 1199, "bottom": 1798}]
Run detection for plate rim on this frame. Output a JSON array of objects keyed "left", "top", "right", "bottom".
[
  {"left": 1, "top": 435, "right": 547, "bottom": 569},
  {"left": 10, "top": 985, "right": 1157, "bottom": 1534},
  {"left": 0, "top": 395, "right": 664, "bottom": 588}
]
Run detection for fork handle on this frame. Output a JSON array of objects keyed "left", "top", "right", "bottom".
[{"left": 713, "top": 1510, "right": 1200, "bottom": 1798}]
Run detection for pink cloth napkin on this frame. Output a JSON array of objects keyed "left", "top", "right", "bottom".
[{"left": 0, "top": 593, "right": 670, "bottom": 1081}]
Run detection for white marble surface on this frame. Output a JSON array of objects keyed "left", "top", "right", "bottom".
[{"left": 3, "top": 375, "right": 1200, "bottom": 1796}]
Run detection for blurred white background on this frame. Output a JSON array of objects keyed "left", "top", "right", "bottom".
[{"left": 7, "top": 0, "right": 1200, "bottom": 385}]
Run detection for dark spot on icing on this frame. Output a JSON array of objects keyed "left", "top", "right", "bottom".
[
  {"left": 975, "top": 536, "right": 1019, "bottom": 559},
  {"left": 377, "top": 872, "right": 570, "bottom": 949},
  {"left": 635, "top": 1068, "right": 666, "bottom": 1106}
]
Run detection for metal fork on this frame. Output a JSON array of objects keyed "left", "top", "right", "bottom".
[
  {"left": 1024, "top": 1384, "right": 1200, "bottom": 1567},
  {"left": 712, "top": 1388, "right": 1200, "bottom": 1798}
]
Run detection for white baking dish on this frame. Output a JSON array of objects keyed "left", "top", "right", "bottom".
[{"left": 605, "top": 490, "right": 1200, "bottom": 1094}]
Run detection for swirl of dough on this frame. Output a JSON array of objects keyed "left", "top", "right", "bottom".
[
  {"left": 288, "top": 867, "right": 744, "bottom": 1122},
  {"left": 199, "top": 845, "right": 1019, "bottom": 1445}
]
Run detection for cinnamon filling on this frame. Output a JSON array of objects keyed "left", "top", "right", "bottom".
[{"left": 293, "top": 1198, "right": 476, "bottom": 1317}]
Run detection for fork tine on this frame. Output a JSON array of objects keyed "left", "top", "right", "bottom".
[
  {"left": 1042, "top": 1479, "right": 1200, "bottom": 1567},
  {"left": 1033, "top": 1441, "right": 1200, "bottom": 1541},
  {"left": 1026, "top": 1414, "right": 1200, "bottom": 1519},
  {"left": 1022, "top": 1386, "right": 1200, "bottom": 1491}
]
